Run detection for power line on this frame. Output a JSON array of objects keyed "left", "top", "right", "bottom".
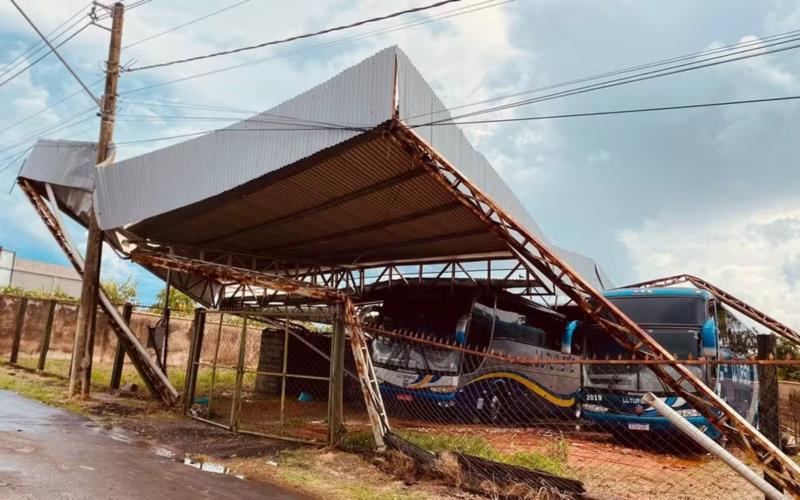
[
  {"left": 125, "top": 0, "right": 464, "bottom": 72},
  {"left": 8, "top": 0, "right": 100, "bottom": 106},
  {"left": 418, "top": 94, "right": 800, "bottom": 127},
  {"left": 405, "top": 26, "right": 800, "bottom": 122},
  {"left": 0, "top": 2, "right": 91, "bottom": 79},
  {"left": 120, "top": 0, "right": 508, "bottom": 95},
  {"left": 426, "top": 34, "right": 800, "bottom": 125},
  {"left": 109, "top": 92, "right": 800, "bottom": 149},
  {"left": 123, "top": 0, "right": 253, "bottom": 49},
  {"left": 0, "top": 22, "right": 91, "bottom": 90},
  {"left": 0, "top": 77, "right": 104, "bottom": 138}
]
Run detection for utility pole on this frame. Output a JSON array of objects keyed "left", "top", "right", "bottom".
[{"left": 69, "top": 2, "right": 125, "bottom": 398}]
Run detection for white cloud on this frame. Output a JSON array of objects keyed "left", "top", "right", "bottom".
[{"left": 618, "top": 203, "right": 800, "bottom": 329}]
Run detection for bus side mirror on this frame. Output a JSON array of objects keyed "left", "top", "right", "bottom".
[
  {"left": 562, "top": 320, "right": 581, "bottom": 354},
  {"left": 454, "top": 315, "right": 469, "bottom": 345},
  {"left": 701, "top": 318, "right": 718, "bottom": 358}
]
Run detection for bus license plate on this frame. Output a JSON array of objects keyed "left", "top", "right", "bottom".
[
  {"left": 397, "top": 394, "right": 413, "bottom": 402},
  {"left": 628, "top": 423, "right": 650, "bottom": 431}
]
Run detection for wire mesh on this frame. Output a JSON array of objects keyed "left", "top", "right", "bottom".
[{"left": 360, "top": 326, "right": 789, "bottom": 498}]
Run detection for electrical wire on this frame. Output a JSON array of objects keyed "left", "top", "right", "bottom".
[
  {"left": 120, "top": 0, "right": 508, "bottom": 95},
  {"left": 414, "top": 94, "right": 800, "bottom": 127},
  {"left": 0, "top": 77, "right": 104, "bottom": 138},
  {"left": 108, "top": 92, "right": 800, "bottom": 149},
  {"left": 425, "top": 34, "right": 800, "bottom": 125},
  {"left": 125, "top": 0, "right": 464, "bottom": 72},
  {"left": 0, "top": 22, "right": 91, "bottom": 90},
  {"left": 0, "top": 1, "right": 91, "bottom": 78},
  {"left": 404, "top": 27, "right": 800, "bottom": 122},
  {"left": 123, "top": 0, "right": 253, "bottom": 49}
]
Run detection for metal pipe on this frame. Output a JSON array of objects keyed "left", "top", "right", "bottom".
[{"left": 643, "top": 392, "right": 787, "bottom": 500}]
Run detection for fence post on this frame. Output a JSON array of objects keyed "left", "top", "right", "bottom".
[
  {"left": 10, "top": 297, "right": 28, "bottom": 364},
  {"left": 110, "top": 303, "right": 133, "bottom": 390},
  {"left": 328, "top": 301, "right": 346, "bottom": 446},
  {"left": 230, "top": 314, "right": 248, "bottom": 432},
  {"left": 183, "top": 307, "right": 205, "bottom": 414},
  {"left": 37, "top": 300, "right": 57, "bottom": 371},
  {"left": 758, "top": 333, "right": 782, "bottom": 496}
]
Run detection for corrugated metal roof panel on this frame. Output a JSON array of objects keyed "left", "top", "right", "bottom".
[
  {"left": 20, "top": 139, "right": 97, "bottom": 191},
  {"left": 395, "top": 50, "right": 550, "bottom": 245},
  {"left": 95, "top": 47, "right": 398, "bottom": 230}
]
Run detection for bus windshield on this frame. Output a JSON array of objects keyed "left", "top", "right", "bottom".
[
  {"left": 372, "top": 337, "right": 461, "bottom": 374},
  {"left": 610, "top": 296, "right": 705, "bottom": 325}
]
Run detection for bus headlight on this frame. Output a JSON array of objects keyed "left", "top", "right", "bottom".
[
  {"left": 582, "top": 403, "right": 609, "bottom": 413},
  {"left": 428, "top": 386, "right": 457, "bottom": 393},
  {"left": 676, "top": 408, "right": 701, "bottom": 418}
]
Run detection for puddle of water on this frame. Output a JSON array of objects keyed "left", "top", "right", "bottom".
[
  {"left": 153, "top": 447, "right": 175, "bottom": 459},
  {"left": 181, "top": 458, "right": 245, "bottom": 479}
]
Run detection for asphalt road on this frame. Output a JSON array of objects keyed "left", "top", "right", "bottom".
[{"left": 0, "top": 390, "right": 308, "bottom": 499}]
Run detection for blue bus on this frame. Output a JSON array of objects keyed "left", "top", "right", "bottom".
[
  {"left": 573, "top": 287, "right": 759, "bottom": 439},
  {"left": 365, "top": 285, "right": 582, "bottom": 422}
]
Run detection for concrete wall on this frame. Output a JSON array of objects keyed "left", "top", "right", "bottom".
[{"left": 6, "top": 257, "right": 82, "bottom": 298}]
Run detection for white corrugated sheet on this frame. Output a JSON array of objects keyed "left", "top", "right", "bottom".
[
  {"left": 20, "top": 139, "right": 97, "bottom": 191},
  {"left": 24, "top": 46, "right": 613, "bottom": 290},
  {"left": 94, "top": 47, "right": 397, "bottom": 230}
]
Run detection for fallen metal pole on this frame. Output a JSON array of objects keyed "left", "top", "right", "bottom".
[{"left": 643, "top": 392, "right": 787, "bottom": 500}]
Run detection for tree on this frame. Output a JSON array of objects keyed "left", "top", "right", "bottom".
[
  {"left": 101, "top": 277, "right": 138, "bottom": 305},
  {"left": 776, "top": 338, "right": 800, "bottom": 381},
  {"left": 155, "top": 287, "right": 195, "bottom": 314}
]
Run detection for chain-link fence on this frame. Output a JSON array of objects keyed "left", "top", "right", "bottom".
[
  {"left": 0, "top": 293, "right": 194, "bottom": 394},
  {"left": 355, "top": 325, "right": 800, "bottom": 499},
  {"left": 186, "top": 309, "right": 365, "bottom": 444},
  {"left": 4, "top": 290, "right": 800, "bottom": 497}
]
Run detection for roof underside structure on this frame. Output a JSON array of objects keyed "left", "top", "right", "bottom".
[{"left": 19, "top": 46, "right": 612, "bottom": 309}]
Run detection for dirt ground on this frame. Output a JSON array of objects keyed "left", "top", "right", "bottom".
[
  {"left": 0, "top": 364, "right": 476, "bottom": 500},
  {"left": 0, "top": 363, "right": 776, "bottom": 499}
]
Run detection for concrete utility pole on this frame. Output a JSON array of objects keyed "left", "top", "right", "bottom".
[{"left": 69, "top": 2, "right": 125, "bottom": 398}]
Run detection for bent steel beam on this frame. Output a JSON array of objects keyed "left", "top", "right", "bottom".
[
  {"left": 388, "top": 124, "right": 800, "bottom": 494},
  {"left": 19, "top": 179, "right": 180, "bottom": 405}
]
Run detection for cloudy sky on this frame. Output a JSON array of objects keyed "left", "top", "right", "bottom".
[{"left": 0, "top": 0, "right": 798, "bottom": 326}]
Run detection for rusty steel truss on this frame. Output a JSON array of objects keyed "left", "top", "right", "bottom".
[
  {"left": 130, "top": 248, "right": 392, "bottom": 449},
  {"left": 386, "top": 122, "right": 800, "bottom": 493},
  {"left": 18, "top": 178, "right": 180, "bottom": 404},
  {"left": 146, "top": 243, "right": 553, "bottom": 310},
  {"left": 622, "top": 274, "right": 800, "bottom": 345}
]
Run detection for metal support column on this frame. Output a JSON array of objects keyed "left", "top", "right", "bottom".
[
  {"left": 328, "top": 301, "right": 346, "bottom": 445},
  {"left": 110, "top": 303, "right": 133, "bottom": 390}
]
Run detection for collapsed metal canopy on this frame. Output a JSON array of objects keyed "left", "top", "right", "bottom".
[{"left": 19, "top": 46, "right": 611, "bottom": 299}]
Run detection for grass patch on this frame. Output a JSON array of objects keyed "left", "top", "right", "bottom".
[
  {"left": 396, "top": 430, "right": 571, "bottom": 477},
  {"left": 339, "top": 429, "right": 571, "bottom": 477},
  {"left": 0, "top": 364, "right": 85, "bottom": 414}
]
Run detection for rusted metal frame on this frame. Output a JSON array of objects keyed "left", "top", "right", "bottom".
[
  {"left": 323, "top": 228, "right": 486, "bottom": 261},
  {"left": 391, "top": 265, "right": 409, "bottom": 286},
  {"left": 361, "top": 326, "right": 800, "bottom": 366},
  {"left": 257, "top": 201, "right": 462, "bottom": 254},
  {"left": 344, "top": 300, "right": 390, "bottom": 448},
  {"left": 430, "top": 262, "right": 452, "bottom": 286},
  {"left": 366, "top": 266, "right": 390, "bottom": 294},
  {"left": 197, "top": 169, "right": 429, "bottom": 247},
  {"left": 128, "top": 247, "right": 390, "bottom": 445},
  {"left": 389, "top": 127, "right": 800, "bottom": 492},
  {"left": 19, "top": 180, "right": 179, "bottom": 405},
  {"left": 131, "top": 250, "right": 343, "bottom": 302},
  {"left": 455, "top": 261, "right": 477, "bottom": 284}
]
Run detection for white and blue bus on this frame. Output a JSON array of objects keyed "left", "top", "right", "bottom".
[
  {"left": 573, "top": 287, "right": 759, "bottom": 439},
  {"left": 365, "top": 285, "right": 582, "bottom": 422}
]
